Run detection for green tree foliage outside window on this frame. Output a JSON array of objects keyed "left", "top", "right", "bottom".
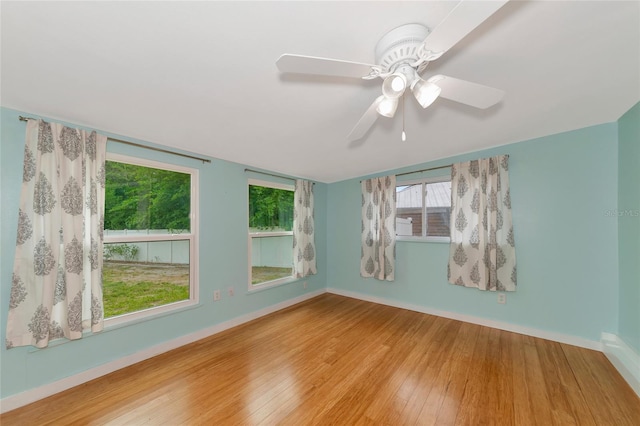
[
  {"left": 249, "top": 185, "right": 293, "bottom": 231},
  {"left": 105, "top": 161, "right": 190, "bottom": 231}
]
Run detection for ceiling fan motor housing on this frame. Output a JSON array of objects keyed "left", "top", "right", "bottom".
[{"left": 375, "top": 23, "right": 430, "bottom": 73}]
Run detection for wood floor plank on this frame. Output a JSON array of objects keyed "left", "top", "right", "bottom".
[
  {"left": 534, "top": 339, "right": 596, "bottom": 425},
  {"left": 455, "top": 327, "right": 515, "bottom": 426},
  {"left": 414, "top": 320, "right": 472, "bottom": 425},
  {"left": 319, "top": 310, "right": 436, "bottom": 425},
  {"left": 250, "top": 305, "right": 405, "bottom": 424},
  {"left": 2, "top": 294, "right": 638, "bottom": 425},
  {"left": 358, "top": 313, "right": 439, "bottom": 423},
  {"left": 430, "top": 322, "right": 482, "bottom": 426},
  {"left": 512, "top": 333, "right": 556, "bottom": 426},
  {"left": 562, "top": 344, "right": 640, "bottom": 425},
  {"left": 386, "top": 316, "right": 458, "bottom": 425},
  {"left": 273, "top": 305, "right": 408, "bottom": 425},
  {"left": 452, "top": 323, "right": 495, "bottom": 426}
]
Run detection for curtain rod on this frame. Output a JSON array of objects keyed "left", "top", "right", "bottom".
[
  {"left": 18, "top": 115, "right": 211, "bottom": 164},
  {"left": 360, "top": 164, "right": 452, "bottom": 182},
  {"left": 396, "top": 164, "right": 452, "bottom": 177}
]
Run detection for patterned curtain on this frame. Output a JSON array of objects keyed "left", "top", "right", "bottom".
[
  {"left": 361, "top": 175, "right": 396, "bottom": 281},
  {"left": 448, "top": 155, "right": 517, "bottom": 291},
  {"left": 6, "top": 119, "right": 107, "bottom": 349},
  {"left": 293, "top": 179, "right": 316, "bottom": 278}
]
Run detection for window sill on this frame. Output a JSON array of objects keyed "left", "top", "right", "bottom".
[
  {"left": 104, "top": 299, "right": 200, "bottom": 329},
  {"left": 249, "top": 231, "right": 293, "bottom": 238},
  {"left": 247, "top": 276, "right": 300, "bottom": 294},
  {"left": 396, "top": 236, "right": 450, "bottom": 244},
  {"left": 27, "top": 301, "right": 201, "bottom": 352}
]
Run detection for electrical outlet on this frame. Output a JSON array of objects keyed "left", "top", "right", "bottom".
[
  {"left": 213, "top": 290, "right": 221, "bottom": 301},
  {"left": 303, "top": 281, "right": 308, "bottom": 289},
  {"left": 228, "top": 287, "right": 235, "bottom": 297},
  {"left": 497, "top": 293, "right": 506, "bottom": 304}
]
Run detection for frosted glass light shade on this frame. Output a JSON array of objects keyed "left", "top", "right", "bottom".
[
  {"left": 382, "top": 73, "right": 407, "bottom": 99},
  {"left": 412, "top": 79, "right": 442, "bottom": 108},
  {"left": 375, "top": 95, "right": 398, "bottom": 118}
]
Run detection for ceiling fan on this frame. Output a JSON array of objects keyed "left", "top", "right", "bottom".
[{"left": 276, "top": 0, "right": 509, "bottom": 142}]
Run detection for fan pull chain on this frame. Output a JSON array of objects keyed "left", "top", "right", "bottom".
[{"left": 401, "top": 93, "right": 407, "bottom": 142}]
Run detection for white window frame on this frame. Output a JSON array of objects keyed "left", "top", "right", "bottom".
[
  {"left": 103, "top": 153, "right": 199, "bottom": 327},
  {"left": 396, "top": 175, "right": 451, "bottom": 243},
  {"left": 247, "top": 178, "right": 295, "bottom": 292}
]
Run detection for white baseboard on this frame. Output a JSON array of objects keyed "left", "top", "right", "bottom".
[
  {"left": 601, "top": 333, "right": 640, "bottom": 397},
  {"left": 326, "top": 287, "right": 603, "bottom": 351},
  {"left": 0, "top": 289, "right": 325, "bottom": 414}
]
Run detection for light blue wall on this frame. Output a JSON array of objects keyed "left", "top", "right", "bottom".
[
  {"left": 327, "top": 123, "right": 620, "bottom": 343},
  {"left": 0, "top": 107, "right": 327, "bottom": 399},
  {"left": 618, "top": 102, "right": 640, "bottom": 352}
]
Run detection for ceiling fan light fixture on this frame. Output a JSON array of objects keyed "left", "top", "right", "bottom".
[
  {"left": 411, "top": 78, "right": 442, "bottom": 109},
  {"left": 375, "top": 95, "right": 398, "bottom": 118},
  {"left": 382, "top": 73, "right": 407, "bottom": 99}
]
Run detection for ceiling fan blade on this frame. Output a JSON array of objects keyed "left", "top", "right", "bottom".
[
  {"left": 423, "top": 0, "right": 509, "bottom": 56},
  {"left": 277, "top": 54, "right": 378, "bottom": 78},
  {"left": 348, "top": 98, "right": 381, "bottom": 142},
  {"left": 428, "top": 75, "right": 504, "bottom": 109}
]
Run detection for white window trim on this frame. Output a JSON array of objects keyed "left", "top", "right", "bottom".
[
  {"left": 396, "top": 175, "right": 451, "bottom": 243},
  {"left": 103, "top": 152, "right": 199, "bottom": 327},
  {"left": 396, "top": 235, "right": 450, "bottom": 243},
  {"left": 247, "top": 178, "right": 295, "bottom": 292},
  {"left": 249, "top": 231, "right": 291, "bottom": 238},
  {"left": 248, "top": 178, "right": 292, "bottom": 192}
]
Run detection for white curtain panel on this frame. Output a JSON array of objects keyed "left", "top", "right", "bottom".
[
  {"left": 293, "top": 179, "right": 316, "bottom": 278},
  {"left": 6, "top": 119, "right": 107, "bottom": 349},
  {"left": 448, "top": 155, "right": 517, "bottom": 291},
  {"left": 361, "top": 175, "right": 396, "bottom": 281}
]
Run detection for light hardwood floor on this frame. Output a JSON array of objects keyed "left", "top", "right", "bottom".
[{"left": 2, "top": 293, "right": 639, "bottom": 425}]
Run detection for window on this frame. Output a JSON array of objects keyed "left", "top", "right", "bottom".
[
  {"left": 396, "top": 177, "right": 451, "bottom": 242},
  {"left": 103, "top": 153, "right": 198, "bottom": 324},
  {"left": 248, "top": 179, "right": 294, "bottom": 289}
]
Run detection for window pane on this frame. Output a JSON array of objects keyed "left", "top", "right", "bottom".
[
  {"left": 248, "top": 185, "right": 294, "bottom": 232},
  {"left": 105, "top": 161, "right": 191, "bottom": 233},
  {"left": 425, "top": 181, "right": 451, "bottom": 237},
  {"left": 103, "top": 241, "right": 190, "bottom": 318},
  {"left": 251, "top": 235, "right": 292, "bottom": 285},
  {"left": 396, "top": 184, "right": 423, "bottom": 236}
]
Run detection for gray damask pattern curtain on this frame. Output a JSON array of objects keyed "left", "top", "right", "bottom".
[
  {"left": 293, "top": 179, "right": 318, "bottom": 278},
  {"left": 448, "top": 155, "right": 517, "bottom": 291},
  {"left": 6, "top": 119, "right": 107, "bottom": 349},
  {"left": 293, "top": 179, "right": 316, "bottom": 278},
  {"left": 361, "top": 175, "right": 396, "bottom": 281}
]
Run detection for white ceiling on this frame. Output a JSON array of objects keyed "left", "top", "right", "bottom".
[{"left": 2, "top": 1, "right": 638, "bottom": 183}]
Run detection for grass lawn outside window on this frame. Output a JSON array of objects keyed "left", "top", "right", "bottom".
[{"left": 102, "top": 261, "right": 189, "bottom": 318}]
